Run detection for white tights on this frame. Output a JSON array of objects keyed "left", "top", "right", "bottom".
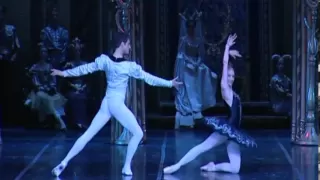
[
  {"left": 164, "top": 132, "right": 241, "bottom": 174},
  {"left": 52, "top": 97, "right": 143, "bottom": 176}
]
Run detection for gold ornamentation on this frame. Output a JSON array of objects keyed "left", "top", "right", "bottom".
[{"left": 114, "top": 0, "right": 132, "bottom": 33}]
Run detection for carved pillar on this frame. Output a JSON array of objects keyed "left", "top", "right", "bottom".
[
  {"left": 291, "top": 0, "right": 304, "bottom": 143},
  {"left": 156, "top": 0, "right": 170, "bottom": 104},
  {"left": 318, "top": 5, "right": 320, "bottom": 124},
  {"left": 131, "top": 0, "right": 146, "bottom": 142},
  {"left": 259, "top": 0, "right": 272, "bottom": 100},
  {"left": 298, "top": 0, "right": 319, "bottom": 145},
  {"left": 291, "top": 0, "right": 319, "bottom": 145},
  {"left": 110, "top": 0, "right": 146, "bottom": 144}
]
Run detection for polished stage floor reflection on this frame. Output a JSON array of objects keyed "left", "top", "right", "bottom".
[{"left": 0, "top": 129, "right": 317, "bottom": 180}]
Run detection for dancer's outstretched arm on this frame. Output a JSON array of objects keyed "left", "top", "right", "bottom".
[
  {"left": 221, "top": 37, "right": 232, "bottom": 92},
  {"left": 221, "top": 34, "right": 240, "bottom": 97},
  {"left": 129, "top": 62, "right": 182, "bottom": 88},
  {"left": 51, "top": 54, "right": 110, "bottom": 77}
]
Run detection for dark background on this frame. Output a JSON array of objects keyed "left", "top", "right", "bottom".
[{"left": 0, "top": 0, "right": 299, "bottom": 129}]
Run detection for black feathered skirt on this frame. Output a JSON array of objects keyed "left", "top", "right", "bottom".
[{"left": 204, "top": 116, "right": 257, "bottom": 147}]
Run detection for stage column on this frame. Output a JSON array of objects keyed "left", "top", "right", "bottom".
[
  {"left": 110, "top": 0, "right": 146, "bottom": 144},
  {"left": 291, "top": 0, "right": 319, "bottom": 145},
  {"left": 156, "top": 0, "right": 170, "bottom": 104}
]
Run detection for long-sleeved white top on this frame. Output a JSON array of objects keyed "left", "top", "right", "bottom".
[{"left": 62, "top": 54, "right": 173, "bottom": 99}]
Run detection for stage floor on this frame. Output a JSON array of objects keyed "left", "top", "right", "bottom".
[{"left": 0, "top": 128, "right": 317, "bottom": 180}]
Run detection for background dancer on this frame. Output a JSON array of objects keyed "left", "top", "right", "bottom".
[
  {"left": 50, "top": 32, "right": 182, "bottom": 177},
  {"left": 163, "top": 34, "right": 256, "bottom": 174}
]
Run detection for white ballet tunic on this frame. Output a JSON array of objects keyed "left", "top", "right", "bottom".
[{"left": 62, "top": 54, "right": 173, "bottom": 100}]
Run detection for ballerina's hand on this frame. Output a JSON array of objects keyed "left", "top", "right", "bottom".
[
  {"left": 50, "top": 69, "right": 64, "bottom": 77},
  {"left": 171, "top": 77, "right": 183, "bottom": 89},
  {"left": 226, "top": 34, "right": 237, "bottom": 48},
  {"left": 229, "top": 50, "right": 242, "bottom": 59}
]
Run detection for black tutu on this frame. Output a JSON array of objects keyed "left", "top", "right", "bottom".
[{"left": 204, "top": 116, "right": 257, "bottom": 147}]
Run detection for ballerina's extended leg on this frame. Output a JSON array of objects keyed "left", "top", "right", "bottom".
[
  {"left": 109, "top": 102, "right": 144, "bottom": 176},
  {"left": 51, "top": 100, "right": 111, "bottom": 177},
  {"left": 201, "top": 141, "right": 241, "bottom": 173},
  {"left": 163, "top": 132, "right": 227, "bottom": 174}
]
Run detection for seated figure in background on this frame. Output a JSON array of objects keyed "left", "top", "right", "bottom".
[
  {"left": 174, "top": 9, "right": 218, "bottom": 129},
  {"left": 0, "top": 5, "right": 20, "bottom": 63},
  {"left": 63, "top": 37, "right": 88, "bottom": 129},
  {"left": 40, "top": 5, "right": 68, "bottom": 69},
  {"left": 269, "top": 54, "right": 292, "bottom": 115},
  {"left": 0, "top": 5, "right": 21, "bottom": 127},
  {"left": 26, "top": 43, "right": 67, "bottom": 130}
]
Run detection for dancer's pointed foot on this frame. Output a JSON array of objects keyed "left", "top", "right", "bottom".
[
  {"left": 163, "top": 164, "right": 181, "bottom": 174},
  {"left": 121, "top": 166, "right": 133, "bottom": 176},
  {"left": 52, "top": 162, "right": 67, "bottom": 177},
  {"left": 200, "top": 162, "right": 216, "bottom": 171}
]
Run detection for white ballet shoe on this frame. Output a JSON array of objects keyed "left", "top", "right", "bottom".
[
  {"left": 200, "top": 162, "right": 215, "bottom": 171},
  {"left": 163, "top": 164, "right": 181, "bottom": 174},
  {"left": 51, "top": 162, "right": 67, "bottom": 177},
  {"left": 121, "top": 167, "right": 133, "bottom": 176}
]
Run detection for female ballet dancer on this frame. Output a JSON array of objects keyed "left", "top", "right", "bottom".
[
  {"left": 50, "top": 32, "right": 183, "bottom": 177},
  {"left": 163, "top": 34, "right": 257, "bottom": 174}
]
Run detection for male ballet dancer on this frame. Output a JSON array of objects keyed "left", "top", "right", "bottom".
[{"left": 50, "top": 32, "right": 182, "bottom": 177}]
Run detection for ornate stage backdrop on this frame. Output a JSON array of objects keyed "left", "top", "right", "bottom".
[
  {"left": 152, "top": 0, "right": 305, "bottom": 104},
  {"left": 201, "top": 0, "right": 252, "bottom": 100},
  {"left": 200, "top": 0, "right": 249, "bottom": 70},
  {"left": 155, "top": 0, "right": 252, "bottom": 104}
]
